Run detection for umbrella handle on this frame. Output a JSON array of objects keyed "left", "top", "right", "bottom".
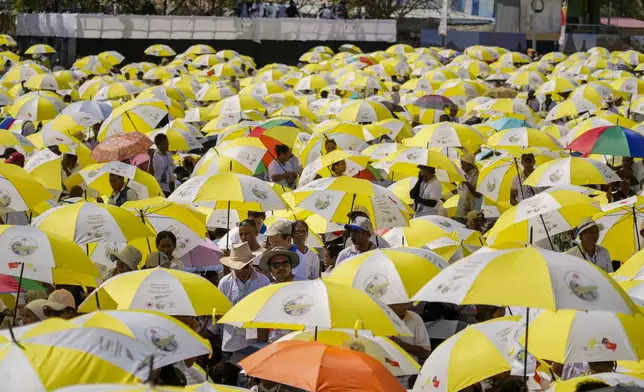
[{"left": 12, "top": 263, "right": 24, "bottom": 326}]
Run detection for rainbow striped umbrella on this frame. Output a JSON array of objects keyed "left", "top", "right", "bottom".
[{"left": 567, "top": 125, "right": 644, "bottom": 158}]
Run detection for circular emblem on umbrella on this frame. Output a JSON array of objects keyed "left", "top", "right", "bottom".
[
  {"left": 314, "top": 194, "right": 332, "bottom": 210},
  {"left": 251, "top": 184, "right": 268, "bottom": 200},
  {"left": 282, "top": 294, "right": 314, "bottom": 316},
  {"left": 406, "top": 151, "right": 421, "bottom": 161},
  {"left": 486, "top": 177, "right": 497, "bottom": 192},
  {"left": 144, "top": 327, "right": 179, "bottom": 352},
  {"left": 364, "top": 273, "right": 390, "bottom": 298},
  {"left": 86, "top": 169, "right": 99, "bottom": 178},
  {"left": 508, "top": 133, "right": 521, "bottom": 143},
  {"left": 548, "top": 169, "right": 564, "bottom": 183},
  {"left": 10, "top": 236, "right": 38, "bottom": 256},
  {"left": 0, "top": 190, "right": 11, "bottom": 208},
  {"left": 437, "top": 220, "right": 452, "bottom": 228},
  {"left": 565, "top": 271, "right": 599, "bottom": 302}
]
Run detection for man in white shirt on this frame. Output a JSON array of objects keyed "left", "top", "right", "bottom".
[
  {"left": 152, "top": 133, "right": 176, "bottom": 197},
  {"left": 566, "top": 218, "right": 613, "bottom": 273},
  {"left": 510, "top": 153, "right": 542, "bottom": 205},
  {"left": 268, "top": 144, "right": 299, "bottom": 188},
  {"left": 346, "top": 206, "right": 390, "bottom": 248},
  {"left": 218, "top": 211, "right": 268, "bottom": 252},
  {"left": 455, "top": 153, "right": 482, "bottom": 221},
  {"left": 389, "top": 302, "right": 431, "bottom": 389},
  {"left": 336, "top": 217, "right": 377, "bottom": 265},
  {"left": 217, "top": 242, "right": 270, "bottom": 385},
  {"left": 409, "top": 165, "right": 443, "bottom": 217}
]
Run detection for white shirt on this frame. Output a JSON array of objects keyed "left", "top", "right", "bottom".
[
  {"left": 289, "top": 246, "right": 309, "bottom": 281},
  {"left": 152, "top": 150, "right": 175, "bottom": 193},
  {"left": 336, "top": 242, "right": 376, "bottom": 265},
  {"left": 400, "top": 310, "right": 431, "bottom": 354},
  {"left": 414, "top": 177, "right": 443, "bottom": 217},
  {"left": 566, "top": 244, "right": 613, "bottom": 273},
  {"left": 299, "top": 246, "right": 320, "bottom": 279},
  {"left": 218, "top": 273, "right": 271, "bottom": 352},
  {"left": 511, "top": 173, "right": 543, "bottom": 203},
  {"left": 456, "top": 169, "right": 481, "bottom": 218},
  {"left": 268, "top": 156, "right": 301, "bottom": 188},
  {"left": 217, "top": 227, "right": 266, "bottom": 251}
]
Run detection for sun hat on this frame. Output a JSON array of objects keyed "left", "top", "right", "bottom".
[
  {"left": 259, "top": 247, "right": 300, "bottom": 272},
  {"left": 344, "top": 216, "right": 374, "bottom": 234},
  {"left": 43, "top": 289, "right": 76, "bottom": 311},
  {"left": 220, "top": 242, "right": 255, "bottom": 270},
  {"left": 109, "top": 245, "right": 143, "bottom": 271},
  {"left": 347, "top": 205, "right": 369, "bottom": 218},
  {"left": 265, "top": 220, "right": 293, "bottom": 237},
  {"left": 575, "top": 217, "right": 604, "bottom": 240}
]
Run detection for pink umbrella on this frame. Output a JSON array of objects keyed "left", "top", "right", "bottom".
[
  {"left": 91, "top": 132, "right": 153, "bottom": 163},
  {"left": 180, "top": 240, "right": 223, "bottom": 272}
]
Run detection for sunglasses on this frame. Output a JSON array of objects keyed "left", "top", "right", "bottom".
[{"left": 269, "top": 260, "right": 291, "bottom": 269}]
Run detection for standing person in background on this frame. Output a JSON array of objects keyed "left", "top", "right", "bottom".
[
  {"left": 510, "top": 153, "right": 541, "bottom": 205},
  {"left": 286, "top": 0, "right": 299, "bottom": 17},
  {"left": 107, "top": 173, "right": 139, "bottom": 206},
  {"left": 410, "top": 165, "right": 442, "bottom": 218},
  {"left": 152, "top": 133, "right": 176, "bottom": 197},
  {"left": 268, "top": 145, "right": 300, "bottom": 188},
  {"left": 292, "top": 220, "right": 320, "bottom": 279},
  {"left": 455, "top": 153, "right": 481, "bottom": 222}
]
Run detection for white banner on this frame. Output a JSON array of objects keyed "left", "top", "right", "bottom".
[{"left": 17, "top": 13, "right": 397, "bottom": 43}]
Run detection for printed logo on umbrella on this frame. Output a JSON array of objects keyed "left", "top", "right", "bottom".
[
  {"left": 364, "top": 273, "right": 390, "bottom": 298},
  {"left": 250, "top": 184, "right": 268, "bottom": 200},
  {"left": 145, "top": 327, "right": 179, "bottom": 352},
  {"left": 282, "top": 294, "right": 314, "bottom": 316},
  {"left": 486, "top": 177, "right": 497, "bottom": 192},
  {"left": 0, "top": 190, "right": 12, "bottom": 208},
  {"left": 586, "top": 337, "right": 617, "bottom": 352},
  {"left": 314, "top": 195, "right": 332, "bottom": 210},
  {"left": 565, "top": 271, "right": 599, "bottom": 302},
  {"left": 10, "top": 236, "right": 38, "bottom": 256},
  {"left": 548, "top": 169, "right": 564, "bottom": 183}
]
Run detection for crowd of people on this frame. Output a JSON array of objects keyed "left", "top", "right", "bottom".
[{"left": 1, "top": 36, "right": 644, "bottom": 392}]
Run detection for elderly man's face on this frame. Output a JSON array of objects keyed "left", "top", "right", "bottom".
[
  {"left": 580, "top": 225, "right": 600, "bottom": 245},
  {"left": 350, "top": 229, "right": 370, "bottom": 246},
  {"left": 269, "top": 255, "right": 292, "bottom": 282}
]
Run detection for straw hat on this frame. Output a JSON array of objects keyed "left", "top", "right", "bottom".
[{"left": 220, "top": 242, "right": 255, "bottom": 270}]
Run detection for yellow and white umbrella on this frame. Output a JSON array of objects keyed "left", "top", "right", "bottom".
[
  {"left": 523, "top": 157, "right": 620, "bottom": 187},
  {"left": 32, "top": 201, "right": 154, "bottom": 247},
  {"left": 72, "top": 162, "right": 163, "bottom": 200},
  {"left": 413, "top": 316, "right": 519, "bottom": 392},
  {"left": 326, "top": 247, "right": 447, "bottom": 305},
  {"left": 218, "top": 279, "right": 412, "bottom": 336},
  {"left": 98, "top": 99, "right": 170, "bottom": 140},
  {"left": 336, "top": 100, "right": 393, "bottom": 123},
  {"left": 516, "top": 308, "right": 644, "bottom": 364},
  {"left": 545, "top": 373, "right": 644, "bottom": 392},
  {"left": 0, "top": 163, "right": 53, "bottom": 214},
  {"left": 168, "top": 172, "right": 286, "bottom": 211},
  {"left": 193, "top": 138, "right": 268, "bottom": 176},
  {"left": 403, "top": 122, "right": 486, "bottom": 153},
  {"left": 486, "top": 189, "right": 601, "bottom": 246},
  {"left": 412, "top": 246, "right": 637, "bottom": 313},
  {"left": 78, "top": 267, "right": 233, "bottom": 316},
  {"left": 25, "top": 44, "right": 56, "bottom": 55},
  {"left": 147, "top": 125, "right": 203, "bottom": 152},
  {"left": 144, "top": 44, "right": 176, "bottom": 57},
  {"left": 9, "top": 91, "right": 66, "bottom": 121},
  {"left": 71, "top": 309, "right": 212, "bottom": 367},
  {"left": 545, "top": 98, "right": 598, "bottom": 122},
  {"left": 210, "top": 94, "right": 266, "bottom": 117},
  {"left": 0, "top": 224, "right": 101, "bottom": 286},
  {"left": 122, "top": 197, "right": 207, "bottom": 258},
  {"left": 0, "top": 319, "right": 150, "bottom": 390},
  {"left": 94, "top": 82, "right": 143, "bottom": 101},
  {"left": 24, "top": 74, "right": 62, "bottom": 91},
  {"left": 195, "top": 84, "right": 237, "bottom": 102},
  {"left": 488, "top": 127, "right": 562, "bottom": 150},
  {"left": 24, "top": 148, "right": 64, "bottom": 196},
  {"left": 297, "top": 150, "right": 370, "bottom": 186},
  {"left": 285, "top": 177, "right": 412, "bottom": 229}
]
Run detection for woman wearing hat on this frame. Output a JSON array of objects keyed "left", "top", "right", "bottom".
[{"left": 565, "top": 218, "right": 613, "bottom": 273}]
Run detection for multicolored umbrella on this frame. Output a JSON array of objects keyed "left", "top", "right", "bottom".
[{"left": 567, "top": 125, "right": 644, "bottom": 158}]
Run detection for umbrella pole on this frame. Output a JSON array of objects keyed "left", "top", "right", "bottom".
[
  {"left": 344, "top": 193, "right": 357, "bottom": 248},
  {"left": 314, "top": 326, "right": 318, "bottom": 341},
  {"left": 12, "top": 263, "right": 24, "bottom": 326},
  {"left": 523, "top": 308, "right": 530, "bottom": 388},
  {"left": 539, "top": 214, "right": 554, "bottom": 250},
  {"left": 124, "top": 111, "right": 139, "bottom": 132},
  {"left": 514, "top": 157, "right": 525, "bottom": 200},
  {"left": 140, "top": 210, "right": 152, "bottom": 253},
  {"left": 634, "top": 207, "right": 641, "bottom": 251},
  {"left": 226, "top": 201, "right": 231, "bottom": 251}
]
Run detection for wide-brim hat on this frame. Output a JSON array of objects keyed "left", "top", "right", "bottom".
[
  {"left": 259, "top": 248, "right": 300, "bottom": 273},
  {"left": 220, "top": 242, "right": 255, "bottom": 270}
]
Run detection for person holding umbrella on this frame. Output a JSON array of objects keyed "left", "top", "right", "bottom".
[
  {"left": 336, "top": 217, "right": 377, "bottom": 265},
  {"left": 217, "top": 242, "right": 270, "bottom": 386},
  {"left": 565, "top": 218, "right": 613, "bottom": 273},
  {"left": 510, "top": 153, "right": 542, "bottom": 205},
  {"left": 410, "top": 165, "right": 442, "bottom": 218}
]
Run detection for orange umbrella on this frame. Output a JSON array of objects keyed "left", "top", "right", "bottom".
[{"left": 239, "top": 340, "right": 405, "bottom": 392}]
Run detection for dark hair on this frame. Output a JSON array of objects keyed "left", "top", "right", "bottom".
[
  {"left": 238, "top": 219, "right": 257, "bottom": 229},
  {"left": 321, "top": 90, "right": 329, "bottom": 99},
  {"left": 1, "top": 147, "right": 16, "bottom": 159},
  {"left": 156, "top": 231, "right": 177, "bottom": 247},
  {"left": 248, "top": 211, "right": 267, "bottom": 219},
  {"left": 331, "top": 160, "right": 344, "bottom": 171},
  {"left": 439, "top": 114, "right": 451, "bottom": 122},
  {"left": 574, "top": 381, "right": 610, "bottom": 392},
  {"left": 275, "top": 144, "right": 290, "bottom": 156},
  {"left": 154, "top": 133, "right": 169, "bottom": 146},
  {"left": 292, "top": 220, "right": 308, "bottom": 231},
  {"left": 326, "top": 244, "right": 342, "bottom": 259}
]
